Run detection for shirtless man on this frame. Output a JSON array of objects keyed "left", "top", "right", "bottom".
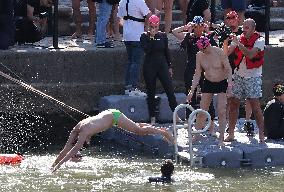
[
  {"left": 51, "top": 109, "right": 174, "bottom": 172},
  {"left": 187, "top": 36, "right": 232, "bottom": 145}
]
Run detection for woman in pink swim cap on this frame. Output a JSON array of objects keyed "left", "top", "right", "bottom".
[
  {"left": 140, "top": 14, "right": 181, "bottom": 125},
  {"left": 148, "top": 15, "right": 160, "bottom": 27}
]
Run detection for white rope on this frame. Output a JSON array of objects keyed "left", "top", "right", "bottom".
[{"left": 0, "top": 70, "right": 90, "bottom": 118}]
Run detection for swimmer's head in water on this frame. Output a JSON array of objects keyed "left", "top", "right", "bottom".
[
  {"left": 161, "top": 159, "right": 174, "bottom": 177},
  {"left": 149, "top": 15, "right": 160, "bottom": 27},
  {"left": 197, "top": 36, "right": 211, "bottom": 51}
]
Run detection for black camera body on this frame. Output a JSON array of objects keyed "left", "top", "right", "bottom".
[{"left": 213, "top": 23, "right": 232, "bottom": 45}]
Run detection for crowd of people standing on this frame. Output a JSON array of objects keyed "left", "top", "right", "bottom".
[{"left": 1, "top": 0, "right": 283, "bottom": 144}]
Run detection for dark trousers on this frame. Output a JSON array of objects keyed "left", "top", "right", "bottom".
[
  {"left": 143, "top": 61, "right": 177, "bottom": 118},
  {"left": 15, "top": 18, "right": 42, "bottom": 44}
]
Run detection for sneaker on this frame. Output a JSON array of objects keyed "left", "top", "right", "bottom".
[
  {"left": 125, "top": 89, "right": 132, "bottom": 95},
  {"left": 96, "top": 42, "right": 114, "bottom": 48},
  {"left": 150, "top": 117, "right": 156, "bottom": 125},
  {"left": 244, "top": 121, "right": 255, "bottom": 136},
  {"left": 128, "top": 88, "right": 147, "bottom": 97}
]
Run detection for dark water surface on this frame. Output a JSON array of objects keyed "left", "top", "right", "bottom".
[{"left": 1, "top": 146, "right": 284, "bottom": 192}]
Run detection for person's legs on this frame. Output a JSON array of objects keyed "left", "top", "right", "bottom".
[
  {"left": 157, "top": 0, "right": 173, "bottom": 33},
  {"left": 143, "top": 64, "right": 157, "bottom": 119},
  {"left": 95, "top": 0, "right": 112, "bottom": 44},
  {"left": 124, "top": 41, "right": 143, "bottom": 89},
  {"left": 72, "top": 0, "right": 82, "bottom": 38},
  {"left": 245, "top": 99, "right": 252, "bottom": 120},
  {"left": 87, "top": 0, "right": 96, "bottom": 38},
  {"left": 145, "top": 0, "right": 156, "bottom": 13},
  {"left": 217, "top": 93, "right": 227, "bottom": 145},
  {"left": 124, "top": 41, "right": 134, "bottom": 90},
  {"left": 184, "top": 65, "right": 196, "bottom": 118},
  {"left": 225, "top": 97, "right": 240, "bottom": 141},
  {"left": 111, "top": 4, "right": 121, "bottom": 41},
  {"left": 178, "top": 0, "right": 189, "bottom": 24},
  {"left": 195, "top": 93, "right": 213, "bottom": 130},
  {"left": 118, "top": 113, "right": 174, "bottom": 143},
  {"left": 248, "top": 98, "right": 264, "bottom": 142},
  {"left": 244, "top": 76, "right": 264, "bottom": 141},
  {"left": 158, "top": 66, "right": 177, "bottom": 112}
]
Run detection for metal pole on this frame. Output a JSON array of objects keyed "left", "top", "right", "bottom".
[
  {"left": 265, "top": 0, "right": 270, "bottom": 45},
  {"left": 53, "top": 0, "right": 59, "bottom": 49},
  {"left": 210, "top": 0, "right": 216, "bottom": 23}
]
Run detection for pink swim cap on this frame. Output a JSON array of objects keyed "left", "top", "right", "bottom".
[
  {"left": 149, "top": 15, "right": 160, "bottom": 26},
  {"left": 196, "top": 36, "right": 210, "bottom": 50}
]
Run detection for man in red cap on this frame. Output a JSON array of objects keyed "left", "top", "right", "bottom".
[{"left": 221, "top": 0, "right": 246, "bottom": 25}]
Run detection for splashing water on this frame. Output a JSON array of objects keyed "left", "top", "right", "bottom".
[{"left": 0, "top": 87, "right": 51, "bottom": 153}]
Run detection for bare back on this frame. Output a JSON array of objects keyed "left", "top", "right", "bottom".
[
  {"left": 197, "top": 46, "right": 230, "bottom": 82},
  {"left": 76, "top": 110, "right": 114, "bottom": 139}
]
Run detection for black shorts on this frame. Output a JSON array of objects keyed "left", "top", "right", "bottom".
[{"left": 201, "top": 78, "right": 228, "bottom": 93}]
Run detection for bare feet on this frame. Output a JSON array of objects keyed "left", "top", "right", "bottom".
[
  {"left": 87, "top": 30, "right": 94, "bottom": 40},
  {"left": 71, "top": 31, "right": 82, "bottom": 39},
  {"left": 224, "top": 135, "right": 235, "bottom": 142},
  {"left": 159, "top": 127, "right": 175, "bottom": 144},
  {"left": 218, "top": 140, "right": 225, "bottom": 147},
  {"left": 175, "top": 115, "right": 184, "bottom": 123}
]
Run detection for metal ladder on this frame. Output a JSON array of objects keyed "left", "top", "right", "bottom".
[{"left": 173, "top": 104, "right": 211, "bottom": 166}]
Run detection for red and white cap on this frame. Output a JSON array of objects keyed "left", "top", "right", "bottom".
[{"left": 226, "top": 11, "right": 239, "bottom": 19}]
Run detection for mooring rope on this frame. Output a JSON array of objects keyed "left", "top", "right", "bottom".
[
  {"left": 0, "top": 70, "right": 90, "bottom": 118},
  {"left": 0, "top": 67, "right": 159, "bottom": 152}
]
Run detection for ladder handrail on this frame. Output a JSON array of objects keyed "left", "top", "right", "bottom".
[{"left": 173, "top": 104, "right": 211, "bottom": 166}]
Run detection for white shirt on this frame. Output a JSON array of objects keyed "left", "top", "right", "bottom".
[
  {"left": 117, "top": 0, "right": 150, "bottom": 41},
  {"left": 234, "top": 36, "right": 265, "bottom": 78}
]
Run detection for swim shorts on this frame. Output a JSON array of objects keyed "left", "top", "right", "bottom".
[
  {"left": 232, "top": 74, "right": 262, "bottom": 99},
  {"left": 201, "top": 78, "right": 228, "bottom": 93},
  {"left": 108, "top": 109, "right": 122, "bottom": 126}
]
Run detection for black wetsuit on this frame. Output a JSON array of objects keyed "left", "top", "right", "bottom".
[
  {"left": 181, "top": 33, "right": 217, "bottom": 118},
  {"left": 148, "top": 176, "right": 172, "bottom": 183},
  {"left": 140, "top": 32, "right": 178, "bottom": 118},
  {"left": 264, "top": 99, "right": 284, "bottom": 139}
]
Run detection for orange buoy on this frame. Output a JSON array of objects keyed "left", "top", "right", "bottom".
[{"left": 0, "top": 154, "right": 24, "bottom": 165}]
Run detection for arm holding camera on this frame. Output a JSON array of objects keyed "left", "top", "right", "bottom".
[{"left": 172, "top": 22, "right": 193, "bottom": 41}]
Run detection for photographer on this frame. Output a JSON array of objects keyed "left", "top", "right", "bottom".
[
  {"left": 221, "top": 11, "right": 253, "bottom": 135},
  {"left": 264, "top": 83, "right": 284, "bottom": 140},
  {"left": 14, "top": 0, "right": 53, "bottom": 44}
]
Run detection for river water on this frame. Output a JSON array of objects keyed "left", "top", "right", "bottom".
[{"left": 1, "top": 146, "right": 284, "bottom": 192}]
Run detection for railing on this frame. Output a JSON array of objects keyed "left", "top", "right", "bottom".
[{"left": 173, "top": 104, "right": 211, "bottom": 166}]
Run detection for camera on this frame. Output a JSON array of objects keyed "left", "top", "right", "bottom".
[{"left": 212, "top": 23, "right": 232, "bottom": 45}]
